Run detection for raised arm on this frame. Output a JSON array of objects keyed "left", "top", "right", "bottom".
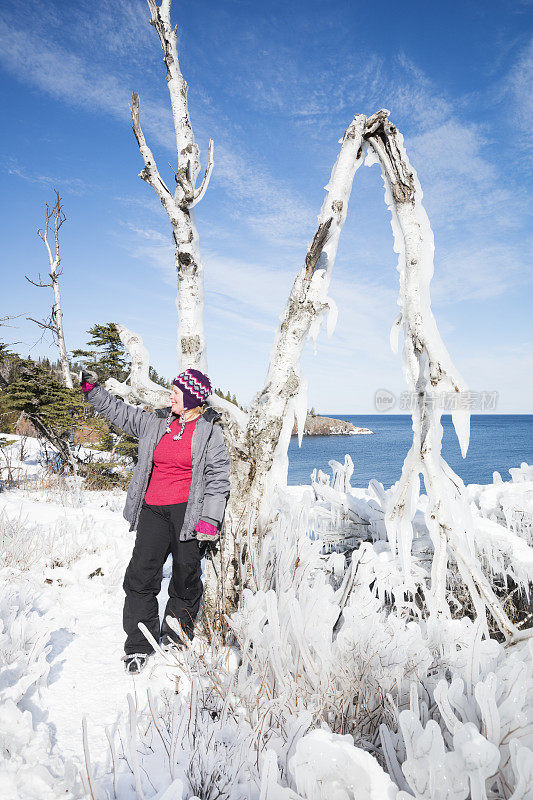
[{"left": 80, "top": 371, "right": 154, "bottom": 440}]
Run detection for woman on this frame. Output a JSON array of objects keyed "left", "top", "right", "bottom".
[{"left": 80, "top": 368, "right": 231, "bottom": 674}]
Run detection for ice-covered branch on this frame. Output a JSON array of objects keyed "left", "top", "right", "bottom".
[
  {"left": 103, "top": 324, "right": 171, "bottom": 409},
  {"left": 365, "top": 113, "right": 469, "bottom": 448},
  {"left": 105, "top": 325, "right": 247, "bottom": 433},
  {"left": 365, "top": 111, "right": 528, "bottom": 644}
]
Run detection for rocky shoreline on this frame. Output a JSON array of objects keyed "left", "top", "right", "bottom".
[{"left": 291, "top": 414, "right": 373, "bottom": 436}]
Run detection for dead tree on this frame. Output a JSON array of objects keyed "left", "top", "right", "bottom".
[
  {"left": 26, "top": 190, "right": 73, "bottom": 389},
  {"left": 130, "top": 0, "right": 213, "bottom": 373}
]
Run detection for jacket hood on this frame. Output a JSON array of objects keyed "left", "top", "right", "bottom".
[
  {"left": 202, "top": 406, "right": 222, "bottom": 423},
  {"left": 157, "top": 405, "right": 221, "bottom": 424}
]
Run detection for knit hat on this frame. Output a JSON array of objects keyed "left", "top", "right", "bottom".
[{"left": 172, "top": 369, "right": 212, "bottom": 410}]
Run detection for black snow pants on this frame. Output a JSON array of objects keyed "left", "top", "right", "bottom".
[{"left": 122, "top": 500, "right": 203, "bottom": 655}]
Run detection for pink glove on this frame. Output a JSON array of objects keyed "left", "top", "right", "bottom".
[
  {"left": 194, "top": 519, "right": 218, "bottom": 541},
  {"left": 79, "top": 369, "right": 98, "bottom": 394}
]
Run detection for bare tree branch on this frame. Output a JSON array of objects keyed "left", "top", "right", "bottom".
[
  {"left": 25, "top": 274, "right": 53, "bottom": 288},
  {"left": 130, "top": 92, "right": 175, "bottom": 211},
  {"left": 189, "top": 138, "right": 214, "bottom": 208},
  {"left": 26, "top": 316, "right": 58, "bottom": 334}
]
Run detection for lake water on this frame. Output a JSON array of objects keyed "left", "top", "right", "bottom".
[{"left": 287, "top": 414, "right": 533, "bottom": 489}]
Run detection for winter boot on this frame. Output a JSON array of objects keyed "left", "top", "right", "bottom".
[
  {"left": 122, "top": 652, "right": 150, "bottom": 674},
  {"left": 160, "top": 634, "right": 186, "bottom": 652}
]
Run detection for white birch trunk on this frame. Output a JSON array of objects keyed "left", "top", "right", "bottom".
[
  {"left": 131, "top": 0, "right": 214, "bottom": 372},
  {"left": 51, "top": 265, "right": 72, "bottom": 390},
  {"left": 242, "top": 114, "right": 368, "bottom": 534},
  {"left": 203, "top": 115, "right": 369, "bottom": 627}
]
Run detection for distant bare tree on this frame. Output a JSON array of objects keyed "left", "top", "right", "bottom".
[{"left": 26, "top": 190, "right": 73, "bottom": 389}]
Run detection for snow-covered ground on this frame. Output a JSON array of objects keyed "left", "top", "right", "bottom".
[{"left": 1, "top": 434, "right": 533, "bottom": 799}]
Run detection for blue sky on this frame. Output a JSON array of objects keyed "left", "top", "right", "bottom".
[{"left": 1, "top": 0, "right": 531, "bottom": 414}]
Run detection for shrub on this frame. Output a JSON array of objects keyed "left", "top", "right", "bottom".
[{"left": 83, "top": 461, "right": 132, "bottom": 491}]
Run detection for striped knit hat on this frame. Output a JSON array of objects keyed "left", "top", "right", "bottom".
[{"left": 172, "top": 369, "right": 212, "bottom": 410}]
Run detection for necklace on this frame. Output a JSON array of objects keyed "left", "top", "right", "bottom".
[{"left": 164, "top": 410, "right": 201, "bottom": 440}]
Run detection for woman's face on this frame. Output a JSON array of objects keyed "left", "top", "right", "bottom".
[{"left": 170, "top": 385, "right": 185, "bottom": 414}]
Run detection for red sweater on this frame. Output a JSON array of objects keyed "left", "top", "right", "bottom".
[{"left": 144, "top": 417, "right": 198, "bottom": 505}]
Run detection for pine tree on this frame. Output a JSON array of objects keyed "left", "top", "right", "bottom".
[
  {"left": 7, "top": 359, "right": 85, "bottom": 470},
  {"left": 148, "top": 366, "right": 171, "bottom": 389},
  {"left": 72, "top": 323, "right": 130, "bottom": 383}
]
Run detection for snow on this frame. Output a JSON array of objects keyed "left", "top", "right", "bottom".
[
  {"left": 1, "top": 435, "right": 533, "bottom": 799},
  {"left": 288, "top": 728, "right": 399, "bottom": 799}
]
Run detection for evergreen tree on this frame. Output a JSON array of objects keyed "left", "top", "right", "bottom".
[
  {"left": 0, "top": 344, "right": 25, "bottom": 387},
  {"left": 148, "top": 366, "right": 170, "bottom": 389},
  {"left": 7, "top": 359, "right": 85, "bottom": 469},
  {"left": 0, "top": 340, "right": 14, "bottom": 361},
  {"left": 72, "top": 323, "right": 130, "bottom": 383},
  {"left": 8, "top": 360, "right": 84, "bottom": 435},
  {"left": 0, "top": 342, "right": 19, "bottom": 427}
]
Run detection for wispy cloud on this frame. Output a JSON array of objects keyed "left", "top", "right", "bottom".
[
  {"left": 458, "top": 340, "right": 533, "bottom": 415},
  {"left": 0, "top": 16, "right": 130, "bottom": 118},
  {"left": 0, "top": 9, "right": 317, "bottom": 247},
  {"left": 433, "top": 242, "right": 533, "bottom": 303},
  {"left": 405, "top": 119, "right": 524, "bottom": 231},
  {"left": 498, "top": 37, "right": 533, "bottom": 163},
  {"left": 4, "top": 158, "right": 91, "bottom": 195}
]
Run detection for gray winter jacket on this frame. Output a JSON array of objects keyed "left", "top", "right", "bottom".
[{"left": 85, "top": 384, "right": 231, "bottom": 540}]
